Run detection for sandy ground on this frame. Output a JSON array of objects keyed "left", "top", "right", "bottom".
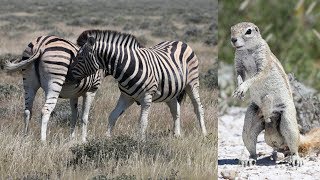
[{"left": 218, "top": 107, "right": 320, "bottom": 180}]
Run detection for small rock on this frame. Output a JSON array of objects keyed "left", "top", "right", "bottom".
[
  {"left": 221, "top": 170, "right": 239, "bottom": 180},
  {"left": 258, "top": 151, "right": 267, "bottom": 156}
]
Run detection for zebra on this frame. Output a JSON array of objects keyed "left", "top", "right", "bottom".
[
  {"left": 4, "top": 35, "right": 105, "bottom": 142},
  {"left": 71, "top": 30, "right": 207, "bottom": 140}
]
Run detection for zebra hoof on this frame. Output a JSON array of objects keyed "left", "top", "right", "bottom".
[{"left": 173, "top": 133, "right": 182, "bottom": 138}]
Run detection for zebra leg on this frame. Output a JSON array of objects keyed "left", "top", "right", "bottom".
[
  {"left": 23, "top": 83, "right": 40, "bottom": 135},
  {"left": 166, "top": 98, "right": 181, "bottom": 137},
  {"left": 80, "top": 91, "right": 96, "bottom": 142},
  {"left": 41, "top": 90, "right": 61, "bottom": 142},
  {"left": 139, "top": 94, "right": 153, "bottom": 140},
  {"left": 186, "top": 85, "right": 207, "bottom": 136},
  {"left": 107, "top": 93, "right": 134, "bottom": 137},
  {"left": 69, "top": 98, "right": 78, "bottom": 140},
  {"left": 24, "top": 88, "right": 38, "bottom": 135},
  {"left": 23, "top": 67, "right": 40, "bottom": 135}
]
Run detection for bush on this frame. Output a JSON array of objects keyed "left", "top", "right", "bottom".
[
  {"left": 92, "top": 174, "right": 136, "bottom": 180},
  {"left": 204, "top": 23, "right": 218, "bottom": 46},
  {"left": 51, "top": 100, "right": 72, "bottom": 126},
  {"left": 184, "top": 26, "right": 202, "bottom": 38},
  {"left": 150, "top": 18, "right": 178, "bottom": 38},
  {"left": 200, "top": 63, "right": 218, "bottom": 89},
  {"left": 18, "top": 171, "right": 51, "bottom": 180},
  {"left": 139, "top": 21, "right": 150, "bottom": 30},
  {"left": 184, "top": 13, "right": 204, "bottom": 24},
  {"left": 70, "top": 135, "right": 168, "bottom": 166},
  {"left": 204, "top": 34, "right": 217, "bottom": 46},
  {"left": 0, "top": 84, "right": 20, "bottom": 99}
]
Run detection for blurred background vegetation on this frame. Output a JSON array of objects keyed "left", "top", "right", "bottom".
[{"left": 219, "top": 0, "right": 320, "bottom": 90}]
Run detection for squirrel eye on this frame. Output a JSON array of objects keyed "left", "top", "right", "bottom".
[{"left": 245, "top": 29, "right": 252, "bottom": 35}]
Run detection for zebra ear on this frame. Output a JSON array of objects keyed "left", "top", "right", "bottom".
[{"left": 87, "top": 35, "right": 95, "bottom": 46}]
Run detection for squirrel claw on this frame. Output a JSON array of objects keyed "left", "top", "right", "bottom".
[
  {"left": 290, "top": 154, "right": 303, "bottom": 167},
  {"left": 239, "top": 158, "right": 256, "bottom": 167},
  {"left": 233, "top": 84, "right": 247, "bottom": 100}
]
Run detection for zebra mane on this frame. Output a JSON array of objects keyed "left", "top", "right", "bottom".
[{"left": 77, "top": 29, "right": 143, "bottom": 48}]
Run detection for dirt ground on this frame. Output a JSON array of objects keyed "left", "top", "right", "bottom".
[{"left": 218, "top": 107, "right": 320, "bottom": 179}]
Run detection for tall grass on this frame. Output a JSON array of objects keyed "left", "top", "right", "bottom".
[{"left": 0, "top": 76, "right": 217, "bottom": 179}]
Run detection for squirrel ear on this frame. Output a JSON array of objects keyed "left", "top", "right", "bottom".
[
  {"left": 87, "top": 35, "right": 95, "bottom": 46},
  {"left": 255, "top": 26, "right": 259, "bottom": 33}
]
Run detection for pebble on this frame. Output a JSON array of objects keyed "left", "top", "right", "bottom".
[{"left": 221, "top": 170, "right": 239, "bottom": 180}]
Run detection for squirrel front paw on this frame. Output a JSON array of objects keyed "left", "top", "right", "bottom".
[
  {"left": 233, "top": 82, "right": 249, "bottom": 99},
  {"left": 290, "top": 154, "right": 303, "bottom": 167}
]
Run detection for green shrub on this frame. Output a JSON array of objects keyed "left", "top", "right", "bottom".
[{"left": 219, "top": 0, "right": 320, "bottom": 90}]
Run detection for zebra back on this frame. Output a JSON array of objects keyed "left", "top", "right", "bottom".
[{"left": 19, "top": 35, "right": 105, "bottom": 99}]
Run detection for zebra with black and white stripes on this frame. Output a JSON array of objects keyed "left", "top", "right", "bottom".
[
  {"left": 71, "top": 30, "right": 207, "bottom": 140},
  {"left": 4, "top": 35, "right": 105, "bottom": 142}
]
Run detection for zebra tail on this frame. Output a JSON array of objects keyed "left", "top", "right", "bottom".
[
  {"left": 177, "top": 90, "right": 187, "bottom": 104},
  {"left": 4, "top": 49, "right": 41, "bottom": 72}
]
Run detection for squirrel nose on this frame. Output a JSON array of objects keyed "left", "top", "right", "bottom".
[{"left": 231, "top": 37, "right": 237, "bottom": 43}]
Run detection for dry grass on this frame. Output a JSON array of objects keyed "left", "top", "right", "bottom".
[
  {"left": 0, "top": 0, "right": 217, "bottom": 179},
  {"left": 0, "top": 76, "right": 217, "bottom": 179}
]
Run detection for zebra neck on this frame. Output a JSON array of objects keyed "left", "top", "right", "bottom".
[{"left": 103, "top": 46, "right": 142, "bottom": 84}]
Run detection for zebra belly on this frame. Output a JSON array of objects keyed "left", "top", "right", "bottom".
[
  {"left": 118, "top": 82, "right": 184, "bottom": 103},
  {"left": 152, "top": 85, "right": 185, "bottom": 103}
]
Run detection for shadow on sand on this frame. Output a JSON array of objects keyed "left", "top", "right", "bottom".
[{"left": 218, "top": 156, "right": 281, "bottom": 166}]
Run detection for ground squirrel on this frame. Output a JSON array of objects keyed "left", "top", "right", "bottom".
[{"left": 231, "top": 22, "right": 320, "bottom": 166}]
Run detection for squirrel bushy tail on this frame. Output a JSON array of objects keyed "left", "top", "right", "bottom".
[{"left": 299, "top": 128, "right": 320, "bottom": 156}]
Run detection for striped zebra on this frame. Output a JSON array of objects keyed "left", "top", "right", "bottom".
[
  {"left": 71, "top": 30, "right": 207, "bottom": 140},
  {"left": 4, "top": 35, "right": 105, "bottom": 142}
]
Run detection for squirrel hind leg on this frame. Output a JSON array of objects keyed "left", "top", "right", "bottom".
[{"left": 261, "top": 94, "right": 274, "bottom": 123}]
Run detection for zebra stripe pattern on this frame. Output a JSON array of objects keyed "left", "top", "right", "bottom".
[
  {"left": 4, "top": 35, "right": 105, "bottom": 142},
  {"left": 71, "top": 30, "right": 207, "bottom": 139}
]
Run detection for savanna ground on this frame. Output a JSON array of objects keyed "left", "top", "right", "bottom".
[
  {"left": 218, "top": 1, "right": 320, "bottom": 179},
  {"left": 0, "top": 0, "right": 218, "bottom": 179}
]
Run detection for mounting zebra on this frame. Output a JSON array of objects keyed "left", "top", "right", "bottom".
[
  {"left": 71, "top": 30, "right": 207, "bottom": 140},
  {"left": 4, "top": 35, "right": 105, "bottom": 142}
]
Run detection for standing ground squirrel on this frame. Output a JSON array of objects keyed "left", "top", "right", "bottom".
[{"left": 231, "top": 22, "right": 320, "bottom": 167}]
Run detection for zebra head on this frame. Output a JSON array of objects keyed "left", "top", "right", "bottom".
[{"left": 71, "top": 35, "right": 100, "bottom": 80}]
